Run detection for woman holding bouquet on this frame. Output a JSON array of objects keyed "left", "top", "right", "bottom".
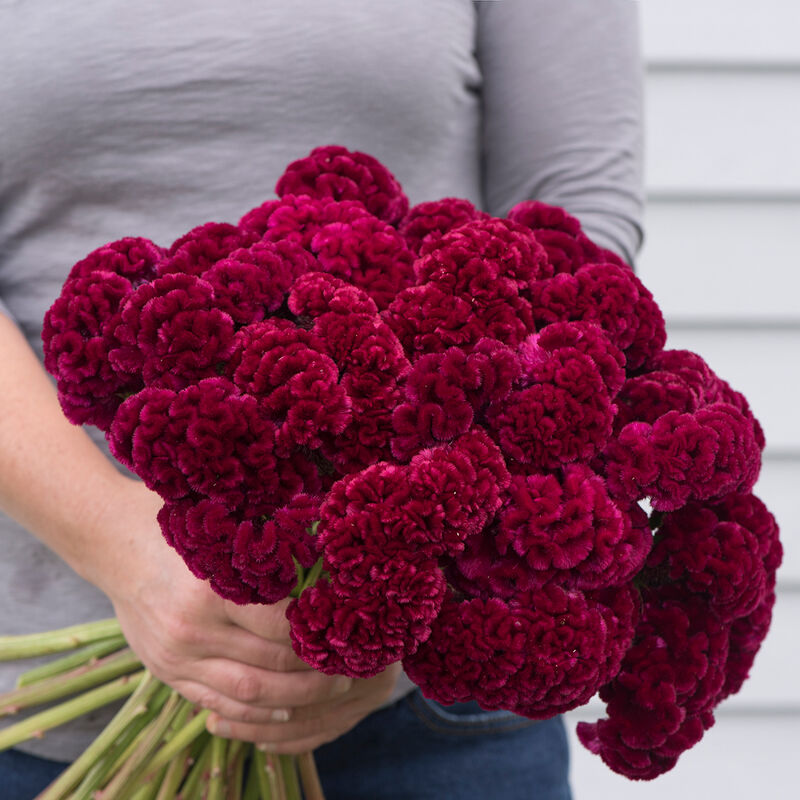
[{"left": 0, "top": 1, "right": 643, "bottom": 797}]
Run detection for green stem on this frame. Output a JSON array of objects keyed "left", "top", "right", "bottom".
[
  {"left": 1, "top": 648, "right": 140, "bottom": 717},
  {"left": 296, "top": 752, "right": 325, "bottom": 800},
  {"left": 0, "top": 671, "right": 144, "bottom": 752},
  {"left": 206, "top": 736, "right": 228, "bottom": 800},
  {"left": 226, "top": 742, "right": 247, "bottom": 800},
  {"left": 97, "top": 691, "right": 181, "bottom": 800},
  {"left": 33, "top": 671, "right": 159, "bottom": 800},
  {"left": 16, "top": 636, "right": 127, "bottom": 687},
  {"left": 0, "top": 620, "right": 122, "bottom": 661},
  {"left": 265, "top": 751, "right": 287, "bottom": 800},
  {"left": 279, "top": 755, "right": 301, "bottom": 800},
  {"left": 176, "top": 736, "right": 212, "bottom": 800},
  {"left": 70, "top": 686, "right": 171, "bottom": 800},
  {"left": 154, "top": 747, "right": 193, "bottom": 800},
  {"left": 91, "top": 685, "right": 174, "bottom": 795},
  {"left": 242, "top": 752, "right": 260, "bottom": 800},
  {"left": 290, "top": 556, "right": 326, "bottom": 599},
  {"left": 128, "top": 766, "right": 166, "bottom": 800},
  {"left": 253, "top": 749, "right": 275, "bottom": 800},
  {"left": 146, "top": 706, "right": 210, "bottom": 776}
]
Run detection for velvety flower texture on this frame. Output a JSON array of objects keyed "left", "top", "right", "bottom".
[
  {"left": 108, "top": 378, "right": 288, "bottom": 516},
  {"left": 108, "top": 273, "right": 236, "bottom": 390},
  {"left": 227, "top": 318, "right": 351, "bottom": 456},
  {"left": 577, "top": 591, "right": 731, "bottom": 780},
  {"left": 276, "top": 145, "right": 409, "bottom": 225},
  {"left": 157, "top": 222, "right": 255, "bottom": 277},
  {"left": 579, "top": 490, "right": 781, "bottom": 779},
  {"left": 404, "top": 583, "right": 637, "bottom": 718},
  {"left": 43, "top": 271, "right": 139, "bottom": 429},
  {"left": 231, "top": 494, "right": 322, "bottom": 603},
  {"left": 487, "top": 326, "right": 616, "bottom": 470},
  {"left": 43, "top": 237, "right": 165, "bottom": 428},
  {"left": 43, "top": 147, "right": 779, "bottom": 783},
  {"left": 604, "top": 403, "right": 762, "bottom": 511},
  {"left": 245, "top": 193, "right": 415, "bottom": 310},
  {"left": 399, "top": 197, "right": 488, "bottom": 254},
  {"left": 647, "top": 503, "right": 767, "bottom": 622}
]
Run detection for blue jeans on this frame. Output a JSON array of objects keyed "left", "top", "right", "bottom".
[
  {"left": 0, "top": 691, "right": 572, "bottom": 799},
  {"left": 0, "top": 748, "right": 69, "bottom": 800}
]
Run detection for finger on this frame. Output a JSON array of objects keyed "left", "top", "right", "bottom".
[
  {"left": 156, "top": 613, "right": 309, "bottom": 673},
  {"left": 207, "top": 706, "right": 364, "bottom": 752},
  {"left": 184, "top": 658, "right": 353, "bottom": 711},
  {"left": 223, "top": 597, "right": 293, "bottom": 642}
]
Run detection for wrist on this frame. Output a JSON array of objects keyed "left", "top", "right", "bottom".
[{"left": 71, "top": 476, "right": 164, "bottom": 598}]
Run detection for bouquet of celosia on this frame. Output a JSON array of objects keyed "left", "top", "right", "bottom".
[{"left": 0, "top": 146, "right": 781, "bottom": 796}]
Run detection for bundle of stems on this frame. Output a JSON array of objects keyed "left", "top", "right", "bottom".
[{"left": 0, "top": 621, "right": 325, "bottom": 800}]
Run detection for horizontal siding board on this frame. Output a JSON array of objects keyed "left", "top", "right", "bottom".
[
  {"left": 637, "top": 200, "right": 800, "bottom": 320},
  {"left": 645, "top": 72, "right": 800, "bottom": 193},
  {"left": 661, "top": 327, "right": 800, "bottom": 450},
  {"left": 565, "top": 712, "right": 800, "bottom": 799},
  {"left": 641, "top": 0, "right": 800, "bottom": 65}
]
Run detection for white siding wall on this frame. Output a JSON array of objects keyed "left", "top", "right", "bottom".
[{"left": 567, "top": 2, "right": 800, "bottom": 797}]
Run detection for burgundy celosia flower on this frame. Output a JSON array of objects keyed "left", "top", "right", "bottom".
[
  {"left": 577, "top": 589, "right": 730, "bottom": 780},
  {"left": 109, "top": 273, "right": 236, "bottom": 390},
  {"left": 107, "top": 386, "right": 191, "bottom": 500},
  {"left": 67, "top": 237, "right": 164, "bottom": 284},
  {"left": 383, "top": 284, "right": 480, "bottom": 356},
  {"left": 415, "top": 217, "right": 551, "bottom": 291},
  {"left": 402, "top": 593, "right": 533, "bottom": 708},
  {"left": 647, "top": 503, "right": 768, "bottom": 622},
  {"left": 158, "top": 499, "right": 259, "bottom": 605},
  {"left": 719, "top": 590, "right": 775, "bottom": 700},
  {"left": 487, "top": 346, "right": 614, "bottom": 470},
  {"left": 250, "top": 194, "right": 415, "bottom": 309},
  {"left": 227, "top": 319, "right": 351, "bottom": 455},
  {"left": 109, "top": 378, "right": 286, "bottom": 515},
  {"left": 713, "top": 492, "right": 782, "bottom": 574},
  {"left": 496, "top": 466, "right": 651, "bottom": 589},
  {"left": 288, "top": 272, "right": 379, "bottom": 319},
  {"left": 391, "top": 351, "right": 476, "bottom": 459},
  {"left": 276, "top": 145, "right": 409, "bottom": 224},
  {"left": 404, "top": 584, "right": 617, "bottom": 717},
  {"left": 387, "top": 340, "right": 520, "bottom": 463},
  {"left": 507, "top": 200, "right": 605, "bottom": 275},
  {"left": 231, "top": 494, "right": 321, "bottom": 603},
  {"left": 452, "top": 493, "right": 650, "bottom": 601},
  {"left": 306, "top": 210, "right": 415, "bottom": 310},
  {"left": 399, "top": 198, "right": 488, "bottom": 254},
  {"left": 604, "top": 403, "right": 761, "bottom": 510},
  {"left": 43, "top": 271, "right": 140, "bottom": 429},
  {"left": 527, "top": 322, "right": 626, "bottom": 398},
  {"left": 508, "top": 200, "right": 583, "bottom": 236},
  {"left": 288, "top": 557, "right": 446, "bottom": 678},
  {"left": 312, "top": 310, "right": 407, "bottom": 381},
  {"left": 317, "top": 462, "right": 431, "bottom": 582},
  {"left": 202, "top": 239, "right": 313, "bottom": 325},
  {"left": 404, "top": 430, "right": 510, "bottom": 557},
  {"left": 157, "top": 222, "right": 255, "bottom": 276},
  {"left": 528, "top": 262, "right": 666, "bottom": 371}
]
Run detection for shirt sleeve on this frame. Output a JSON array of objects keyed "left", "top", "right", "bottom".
[{"left": 475, "top": 0, "right": 645, "bottom": 265}]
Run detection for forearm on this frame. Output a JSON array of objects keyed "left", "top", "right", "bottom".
[
  {"left": 477, "top": 0, "right": 645, "bottom": 263},
  {"left": 0, "top": 311, "right": 134, "bottom": 592}
]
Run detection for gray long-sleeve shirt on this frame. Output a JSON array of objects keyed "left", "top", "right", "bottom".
[{"left": 0, "top": 0, "right": 643, "bottom": 760}]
